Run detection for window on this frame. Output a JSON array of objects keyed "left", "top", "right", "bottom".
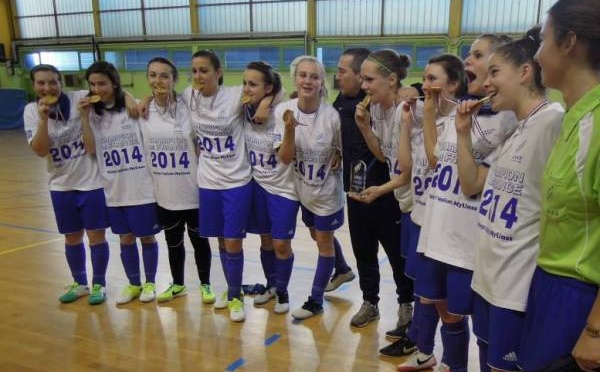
[
  {"left": 124, "top": 50, "right": 169, "bottom": 71},
  {"left": 98, "top": 0, "right": 190, "bottom": 37},
  {"left": 459, "top": 44, "right": 471, "bottom": 60},
  {"left": 316, "top": 0, "right": 450, "bottom": 36},
  {"left": 104, "top": 51, "right": 124, "bottom": 70},
  {"left": 172, "top": 50, "right": 192, "bottom": 69},
  {"left": 224, "top": 47, "right": 279, "bottom": 70},
  {"left": 23, "top": 51, "right": 85, "bottom": 71},
  {"left": 15, "top": 0, "right": 93, "bottom": 38},
  {"left": 415, "top": 46, "right": 446, "bottom": 68},
  {"left": 462, "top": 0, "right": 553, "bottom": 34},
  {"left": 80, "top": 52, "right": 96, "bottom": 69},
  {"left": 283, "top": 47, "right": 305, "bottom": 68},
  {"left": 198, "top": 0, "right": 306, "bottom": 34},
  {"left": 316, "top": 46, "right": 343, "bottom": 68}
]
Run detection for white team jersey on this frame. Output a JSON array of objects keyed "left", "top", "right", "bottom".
[
  {"left": 370, "top": 103, "right": 413, "bottom": 212},
  {"left": 89, "top": 108, "right": 155, "bottom": 207},
  {"left": 24, "top": 90, "right": 103, "bottom": 192},
  {"left": 417, "top": 110, "right": 517, "bottom": 270},
  {"left": 273, "top": 99, "right": 344, "bottom": 216},
  {"left": 182, "top": 85, "right": 252, "bottom": 189},
  {"left": 244, "top": 106, "right": 297, "bottom": 201},
  {"left": 409, "top": 106, "right": 450, "bottom": 226},
  {"left": 139, "top": 96, "right": 199, "bottom": 210},
  {"left": 471, "top": 102, "right": 563, "bottom": 311}
]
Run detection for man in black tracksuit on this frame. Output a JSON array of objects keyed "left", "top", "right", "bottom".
[{"left": 332, "top": 48, "right": 414, "bottom": 334}]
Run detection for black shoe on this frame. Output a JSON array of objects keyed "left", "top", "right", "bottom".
[
  {"left": 379, "top": 337, "right": 417, "bottom": 357},
  {"left": 385, "top": 323, "right": 410, "bottom": 339}
]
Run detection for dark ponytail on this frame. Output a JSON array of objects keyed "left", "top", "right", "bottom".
[
  {"left": 494, "top": 26, "right": 544, "bottom": 93},
  {"left": 245, "top": 61, "right": 282, "bottom": 98}
]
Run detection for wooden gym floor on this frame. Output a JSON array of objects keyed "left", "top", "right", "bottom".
[{"left": 0, "top": 129, "right": 479, "bottom": 372}]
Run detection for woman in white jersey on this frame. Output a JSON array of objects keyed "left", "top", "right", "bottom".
[
  {"left": 183, "top": 50, "right": 271, "bottom": 322},
  {"left": 373, "top": 55, "right": 466, "bottom": 370},
  {"left": 139, "top": 57, "right": 215, "bottom": 305},
  {"left": 454, "top": 27, "right": 564, "bottom": 372},
  {"left": 80, "top": 61, "right": 160, "bottom": 305},
  {"left": 243, "top": 61, "right": 299, "bottom": 314},
  {"left": 414, "top": 35, "right": 517, "bottom": 372},
  {"left": 24, "top": 64, "right": 110, "bottom": 305},
  {"left": 275, "top": 56, "right": 344, "bottom": 320}
]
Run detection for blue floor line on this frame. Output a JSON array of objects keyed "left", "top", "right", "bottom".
[
  {"left": 225, "top": 358, "right": 245, "bottom": 371},
  {"left": 0, "top": 222, "right": 57, "bottom": 234},
  {"left": 264, "top": 333, "right": 281, "bottom": 346}
]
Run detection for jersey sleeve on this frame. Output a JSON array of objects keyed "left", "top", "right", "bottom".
[
  {"left": 332, "top": 108, "right": 342, "bottom": 152},
  {"left": 23, "top": 103, "right": 39, "bottom": 145},
  {"left": 272, "top": 103, "right": 285, "bottom": 149}
]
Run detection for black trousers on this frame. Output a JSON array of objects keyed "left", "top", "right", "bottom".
[
  {"left": 347, "top": 194, "right": 413, "bottom": 305},
  {"left": 157, "top": 206, "right": 212, "bottom": 285}
]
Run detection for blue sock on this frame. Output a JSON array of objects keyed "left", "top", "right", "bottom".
[
  {"left": 406, "top": 298, "right": 421, "bottom": 342},
  {"left": 142, "top": 241, "right": 159, "bottom": 283},
  {"left": 219, "top": 247, "right": 228, "bottom": 284},
  {"left": 417, "top": 302, "right": 439, "bottom": 355},
  {"left": 477, "top": 339, "right": 491, "bottom": 372},
  {"left": 226, "top": 251, "right": 244, "bottom": 300},
  {"left": 440, "top": 317, "right": 470, "bottom": 372},
  {"left": 310, "top": 255, "right": 335, "bottom": 304},
  {"left": 65, "top": 243, "right": 87, "bottom": 285},
  {"left": 333, "top": 238, "right": 350, "bottom": 273},
  {"left": 120, "top": 242, "right": 141, "bottom": 286},
  {"left": 275, "top": 254, "right": 294, "bottom": 293},
  {"left": 260, "top": 248, "right": 277, "bottom": 288},
  {"left": 90, "top": 242, "right": 109, "bottom": 287}
]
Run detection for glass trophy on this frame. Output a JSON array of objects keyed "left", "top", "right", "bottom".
[{"left": 350, "top": 160, "right": 367, "bottom": 193}]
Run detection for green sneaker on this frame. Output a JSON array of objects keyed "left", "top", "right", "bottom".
[
  {"left": 139, "top": 282, "right": 156, "bottom": 303},
  {"left": 200, "top": 284, "right": 216, "bottom": 304},
  {"left": 157, "top": 284, "right": 187, "bottom": 303},
  {"left": 59, "top": 283, "right": 89, "bottom": 303},
  {"left": 228, "top": 297, "right": 245, "bottom": 322},
  {"left": 116, "top": 284, "right": 142, "bottom": 305},
  {"left": 88, "top": 284, "right": 106, "bottom": 305}
]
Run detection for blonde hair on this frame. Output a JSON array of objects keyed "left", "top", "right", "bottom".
[{"left": 289, "top": 55, "right": 328, "bottom": 98}]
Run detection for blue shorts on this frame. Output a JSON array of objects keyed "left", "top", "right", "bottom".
[
  {"left": 518, "top": 267, "right": 598, "bottom": 372},
  {"left": 415, "top": 255, "right": 474, "bottom": 315},
  {"left": 247, "top": 181, "right": 300, "bottom": 240},
  {"left": 198, "top": 182, "right": 253, "bottom": 239},
  {"left": 108, "top": 203, "right": 160, "bottom": 237},
  {"left": 301, "top": 205, "right": 344, "bottom": 232},
  {"left": 50, "top": 188, "right": 109, "bottom": 234},
  {"left": 472, "top": 292, "right": 524, "bottom": 372},
  {"left": 400, "top": 212, "right": 413, "bottom": 258},
  {"left": 403, "top": 220, "right": 421, "bottom": 280}
]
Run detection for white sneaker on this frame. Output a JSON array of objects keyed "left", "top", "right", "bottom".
[
  {"left": 116, "top": 284, "right": 142, "bottom": 305},
  {"left": 139, "top": 282, "right": 156, "bottom": 303},
  {"left": 397, "top": 302, "right": 414, "bottom": 328},
  {"left": 254, "top": 286, "right": 276, "bottom": 305},
  {"left": 274, "top": 291, "right": 290, "bottom": 314},
  {"left": 433, "top": 363, "right": 450, "bottom": 372},
  {"left": 291, "top": 298, "right": 323, "bottom": 320},
  {"left": 214, "top": 291, "right": 228, "bottom": 309},
  {"left": 396, "top": 351, "right": 437, "bottom": 371},
  {"left": 228, "top": 298, "right": 245, "bottom": 322}
]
